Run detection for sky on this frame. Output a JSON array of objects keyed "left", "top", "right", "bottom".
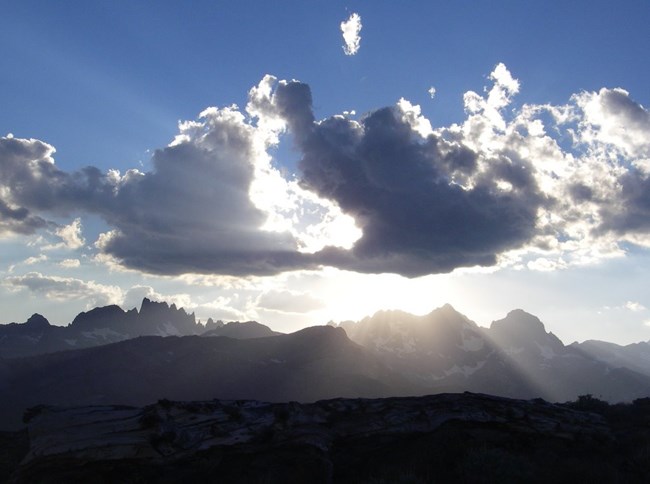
[{"left": 2, "top": 1, "right": 650, "bottom": 345}]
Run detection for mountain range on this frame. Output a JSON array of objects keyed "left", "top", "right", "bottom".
[
  {"left": 1, "top": 300, "right": 650, "bottom": 430},
  {"left": 0, "top": 298, "right": 275, "bottom": 358}
]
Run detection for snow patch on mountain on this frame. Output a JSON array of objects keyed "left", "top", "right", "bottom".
[
  {"left": 81, "top": 328, "right": 124, "bottom": 341},
  {"left": 459, "top": 332, "right": 484, "bottom": 352},
  {"left": 430, "top": 360, "right": 487, "bottom": 380},
  {"left": 157, "top": 321, "right": 181, "bottom": 337},
  {"left": 503, "top": 346, "right": 525, "bottom": 356}
]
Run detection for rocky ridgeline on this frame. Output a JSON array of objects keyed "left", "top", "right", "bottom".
[
  {"left": 8, "top": 393, "right": 627, "bottom": 483},
  {"left": 0, "top": 298, "right": 278, "bottom": 359}
]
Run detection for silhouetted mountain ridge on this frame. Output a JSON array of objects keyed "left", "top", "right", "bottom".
[
  {"left": 2, "top": 300, "right": 650, "bottom": 433},
  {"left": 0, "top": 298, "right": 277, "bottom": 358},
  {"left": 335, "top": 305, "right": 650, "bottom": 404}
]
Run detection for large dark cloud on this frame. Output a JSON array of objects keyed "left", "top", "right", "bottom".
[
  {"left": 94, "top": 113, "right": 312, "bottom": 276},
  {"left": 272, "top": 81, "right": 545, "bottom": 276},
  {"left": 0, "top": 79, "right": 548, "bottom": 277},
  {"left": 600, "top": 171, "right": 650, "bottom": 235},
  {"left": 0, "top": 111, "right": 313, "bottom": 275},
  {"left": 6, "top": 72, "right": 650, "bottom": 278}
]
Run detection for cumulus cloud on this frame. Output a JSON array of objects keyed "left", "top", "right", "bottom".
[
  {"left": 0, "top": 111, "right": 316, "bottom": 276},
  {"left": 41, "top": 218, "right": 86, "bottom": 251},
  {"left": 340, "top": 12, "right": 362, "bottom": 55},
  {"left": 94, "top": 106, "right": 316, "bottom": 276},
  {"left": 428, "top": 87, "right": 437, "bottom": 99},
  {"left": 55, "top": 218, "right": 85, "bottom": 249},
  {"left": 266, "top": 75, "right": 544, "bottom": 275},
  {"left": 4, "top": 64, "right": 650, "bottom": 278}
]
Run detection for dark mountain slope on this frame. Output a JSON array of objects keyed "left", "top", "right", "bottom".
[
  {"left": 203, "top": 320, "right": 279, "bottom": 339},
  {"left": 0, "top": 327, "right": 414, "bottom": 430}
]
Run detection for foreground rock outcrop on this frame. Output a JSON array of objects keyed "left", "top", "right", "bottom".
[{"left": 8, "top": 392, "right": 649, "bottom": 483}]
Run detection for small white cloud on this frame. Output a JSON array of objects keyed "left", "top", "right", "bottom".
[
  {"left": 428, "top": 87, "right": 437, "bottom": 99},
  {"left": 24, "top": 254, "right": 48, "bottom": 265},
  {"left": 625, "top": 301, "right": 646, "bottom": 312},
  {"left": 43, "top": 218, "right": 86, "bottom": 251},
  {"left": 57, "top": 218, "right": 85, "bottom": 249},
  {"left": 341, "top": 12, "right": 362, "bottom": 55},
  {"left": 59, "top": 258, "right": 81, "bottom": 268}
]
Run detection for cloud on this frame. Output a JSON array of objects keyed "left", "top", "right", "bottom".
[
  {"left": 4, "top": 64, "right": 650, "bottom": 279},
  {"left": 0, "top": 199, "right": 49, "bottom": 235},
  {"left": 428, "top": 87, "right": 436, "bottom": 99},
  {"left": 23, "top": 254, "right": 48, "bottom": 265},
  {"left": 340, "top": 12, "right": 362, "bottom": 55},
  {"left": 257, "top": 289, "right": 325, "bottom": 313},
  {"left": 576, "top": 87, "right": 650, "bottom": 159},
  {"left": 625, "top": 301, "right": 646, "bottom": 312},
  {"left": 59, "top": 258, "right": 81, "bottom": 268},
  {"left": 93, "top": 106, "right": 314, "bottom": 276},
  {"left": 55, "top": 218, "right": 85, "bottom": 249},
  {"left": 268, "top": 75, "right": 544, "bottom": 276},
  {"left": 42, "top": 218, "right": 86, "bottom": 251},
  {"left": 4, "top": 272, "right": 122, "bottom": 307},
  {"left": 4, "top": 275, "right": 208, "bottom": 317},
  {"left": 0, "top": 111, "right": 316, "bottom": 276}
]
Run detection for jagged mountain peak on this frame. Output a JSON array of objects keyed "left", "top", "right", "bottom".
[
  {"left": 139, "top": 297, "right": 170, "bottom": 314},
  {"left": 0, "top": 298, "right": 281, "bottom": 358}
]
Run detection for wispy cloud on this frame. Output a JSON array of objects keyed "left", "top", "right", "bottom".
[
  {"left": 340, "top": 12, "right": 362, "bottom": 55},
  {"left": 4, "top": 271, "right": 122, "bottom": 307},
  {"left": 257, "top": 289, "right": 325, "bottom": 314}
]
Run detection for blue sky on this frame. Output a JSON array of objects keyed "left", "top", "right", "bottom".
[{"left": 2, "top": 1, "right": 650, "bottom": 344}]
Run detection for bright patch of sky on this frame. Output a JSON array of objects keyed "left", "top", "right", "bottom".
[{"left": 1, "top": 1, "right": 650, "bottom": 345}]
